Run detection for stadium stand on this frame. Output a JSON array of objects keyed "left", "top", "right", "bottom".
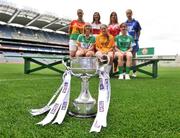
[
  {"left": 0, "top": 2, "right": 71, "bottom": 73},
  {"left": 0, "top": 3, "right": 70, "bottom": 52},
  {"left": 0, "top": 24, "right": 69, "bottom": 54}
]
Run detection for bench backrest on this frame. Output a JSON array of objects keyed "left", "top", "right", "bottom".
[{"left": 137, "top": 47, "right": 155, "bottom": 58}]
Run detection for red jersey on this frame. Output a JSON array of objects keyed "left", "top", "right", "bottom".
[{"left": 108, "top": 24, "right": 120, "bottom": 37}]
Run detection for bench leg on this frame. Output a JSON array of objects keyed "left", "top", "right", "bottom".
[
  {"left": 24, "top": 58, "right": 30, "bottom": 74},
  {"left": 152, "top": 61, "right": 158, "bottom": 78}
]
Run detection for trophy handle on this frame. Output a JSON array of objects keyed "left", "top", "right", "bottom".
[{"left": 62, "top": 58, "right": 70, "bottom": 70}]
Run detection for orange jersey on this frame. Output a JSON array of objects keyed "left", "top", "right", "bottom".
[
  {"left": 95, "top": 33, "right": 115, "bottom": 53},
  {"left": 69, "top": 20, "right": 85, "bottom": 40}
]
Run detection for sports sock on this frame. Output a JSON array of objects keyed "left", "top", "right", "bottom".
[
  {"left": 118, "top": 66, "right": 123, "bottom": 74},
  {"left": 126, "top": 67, "right": 131, "bottom": 74}
]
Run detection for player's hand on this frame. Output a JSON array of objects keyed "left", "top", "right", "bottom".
[
  {"left": 84, "top": 49, "right": 88, "bottom": 53},
  {"left": 120, "top": 51, "right": 125, "bottom": 54}
]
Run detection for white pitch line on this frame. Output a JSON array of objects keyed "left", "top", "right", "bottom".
[{"left": 0, "top": 77, "right": 59, "bottom": 82}]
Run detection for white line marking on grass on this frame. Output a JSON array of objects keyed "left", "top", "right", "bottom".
[{"left": 0, "top": 77, "right": 59, "bottom": 82}]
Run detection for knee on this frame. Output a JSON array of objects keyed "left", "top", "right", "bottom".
[
  {"left": 70, "top": 51, "right": 76, "bottom": 57},
  {"left": 118, "top": 54, "right": 124, "bottom": 60},
  {"left": 76, "top": 50, "right": 84, "bottom": 57},
  {"left": 126, "top": 53, "right": 132, "bottom": 60},
  {"left": 127, "top": 52, "right": 132, "bottom": 57},
  {"left": 86, "top": 51, "right": 94, "bottom": 57}
]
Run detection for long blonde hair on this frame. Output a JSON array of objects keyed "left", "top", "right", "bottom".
[{"left": 100, "top": 24, "right": 110, "bottom": 45}]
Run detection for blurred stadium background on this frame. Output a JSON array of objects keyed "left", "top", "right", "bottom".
[{"left": 0, "top": 2, "right": 70, "bottom": 64}]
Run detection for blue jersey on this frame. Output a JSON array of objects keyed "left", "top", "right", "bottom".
[{"left": 126, "top": 19, "right": 141, "bottom": 41}]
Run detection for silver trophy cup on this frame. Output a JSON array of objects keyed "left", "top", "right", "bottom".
[{"left": 68, "top": 57, "right": 97, "bottom": 118}]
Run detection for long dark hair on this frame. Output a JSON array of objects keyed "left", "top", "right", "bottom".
[
  {"left": 92, "top": 12, "right": 101, "bottom": 24},
  {"left": 109, "top": 11, "right": 118, "bottom": 25}
]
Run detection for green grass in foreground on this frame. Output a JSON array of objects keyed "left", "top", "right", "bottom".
[{"left": 0, "top": 64, "right": 180, "bottom": 138}]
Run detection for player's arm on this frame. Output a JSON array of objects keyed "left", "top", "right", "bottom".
[
  {"left": 76, "top": 41, "right": 82, "bottom": 50},
  {"left": 114, "top": 37, "right": 123, "bottom": 53},
  {"left": 95, "top": 37, "right": 101, "bottom": 51},
  {"left": 137, "top": 30, "right": 141, "bottom": 39},
  {"left": 88, "top": 43, "right": 95, "bottom": 51},
  {"left": 127, "top": 42, "right": 133, "bottom": 52},
  {"left": 115, "top": 45, "right": 120, "bottom": 52},
  {"left": 115, "top": 47, "right": 124, "bottom": 54},
  {"left": 68, "top": 27, "right": 72, "bottom": 36},
  {"left": 76, "top": 35, "right": 84, "bottom": 51},
  {"left": 68, "top": 22, "right": 73, "bottom": 35},
  {"left": 127, "top": 36, "right": 134, "bottom": 52},
  {"left": 95, "top": 46, "right": 99, "bottom": 51},
  {"left": 107, "top": 36, "right": 115, "bottom": 52},
  {"left": 127, "top": 47, "right": 132, "bottom": 52},
  {"left": 87, "top": 37, "right": 96, "bottom": 51},
  {"left": 137, "top": 21, "right": 141, "bottom": 39}
]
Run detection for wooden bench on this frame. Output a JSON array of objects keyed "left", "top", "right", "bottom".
[
  {"left": 3, "top": 54, "right": 175, "bottom": 78},
  {"left": 112, "top": 58, "right": 175, "bottom": 78}
]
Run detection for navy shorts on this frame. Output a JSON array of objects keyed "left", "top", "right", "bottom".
[{"left": 132, "top": 41, "right": 139, "bottom": 54}]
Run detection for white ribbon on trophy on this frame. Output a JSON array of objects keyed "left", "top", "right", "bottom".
[
  {"left": 30, "top": 70, "right": 72, "bottom": 116},
  {"left": 90, "top": 70, "right": 111, "bottom": 133},
  {"left": 30, "top": 84, "right": 63, "bottom": 116},
  {"left": 52, "top": 81, "right": 70, "bottom": 124},
  {"left": 36, "top": 70, "right": 71, "bottom": 126}
]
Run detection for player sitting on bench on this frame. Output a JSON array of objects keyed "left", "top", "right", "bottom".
[
  {"left": 95, "top": 24, "right": 115, "bottom": 74},
  {"left": 75, "top": 24, "right": 96, "bottom": 57},
  {"left": 115, "top": 23, "right": 135, "bottom": 80}
]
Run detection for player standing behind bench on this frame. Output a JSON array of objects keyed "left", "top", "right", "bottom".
[
  {"left": 91, "top": 12, "right": 102, "bottom": 37},
  {"left": 95, "top": 24, "right": 115, "bottom": 73},
  {"left": 108, "top": 12, "right": 120, "bottom": 37},
  {"left": 125, "top": 9, "right": 141, "bottom": 77},
  {"left": 115, "top": 23, "right": 135, "bottom": 80},
  {"left": 107, "top": 12, "right": 120, "bottom": 72},
  {"left": 75, "top": 24, "right": 95, "bottom": 57},
  {"left": 69, "top": 9, "right": 85, "bottom": 57}
]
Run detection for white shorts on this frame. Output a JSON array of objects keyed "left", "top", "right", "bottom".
[{"left": 69, "top": 39, "right": 77, "bottom": 51}]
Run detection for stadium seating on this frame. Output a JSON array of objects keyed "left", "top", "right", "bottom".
[
  {"left": 0, "top": 24, "right": 69, "bottom": 56},
  {"left": 0, "top": 3, "right": 70, "bottom": 59}
]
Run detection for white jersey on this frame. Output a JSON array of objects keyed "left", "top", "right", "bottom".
[{"left": 91, "top": 23, "right": 101, "bottom": 37}]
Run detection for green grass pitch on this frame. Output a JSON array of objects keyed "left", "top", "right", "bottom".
[{"left": 0, "top": 64, "right": 179, "bottom": 138}]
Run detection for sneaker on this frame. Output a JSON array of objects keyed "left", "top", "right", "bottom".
[
  {"left": 118, "top": 74, "right": 124, "bottom": 80},
  {"left": 125, "top": 74, "right": 130, "bottom": 80},
  {"left": 132, "top": 73, "right": 137, "bottom": 77}
]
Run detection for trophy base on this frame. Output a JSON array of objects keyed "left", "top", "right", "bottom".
[
  {"left": 68, "top": 100, "right": 96, "bottom": 118},
  {"left": 68, "top": 111, "right": 96, "bottom": 118}
]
